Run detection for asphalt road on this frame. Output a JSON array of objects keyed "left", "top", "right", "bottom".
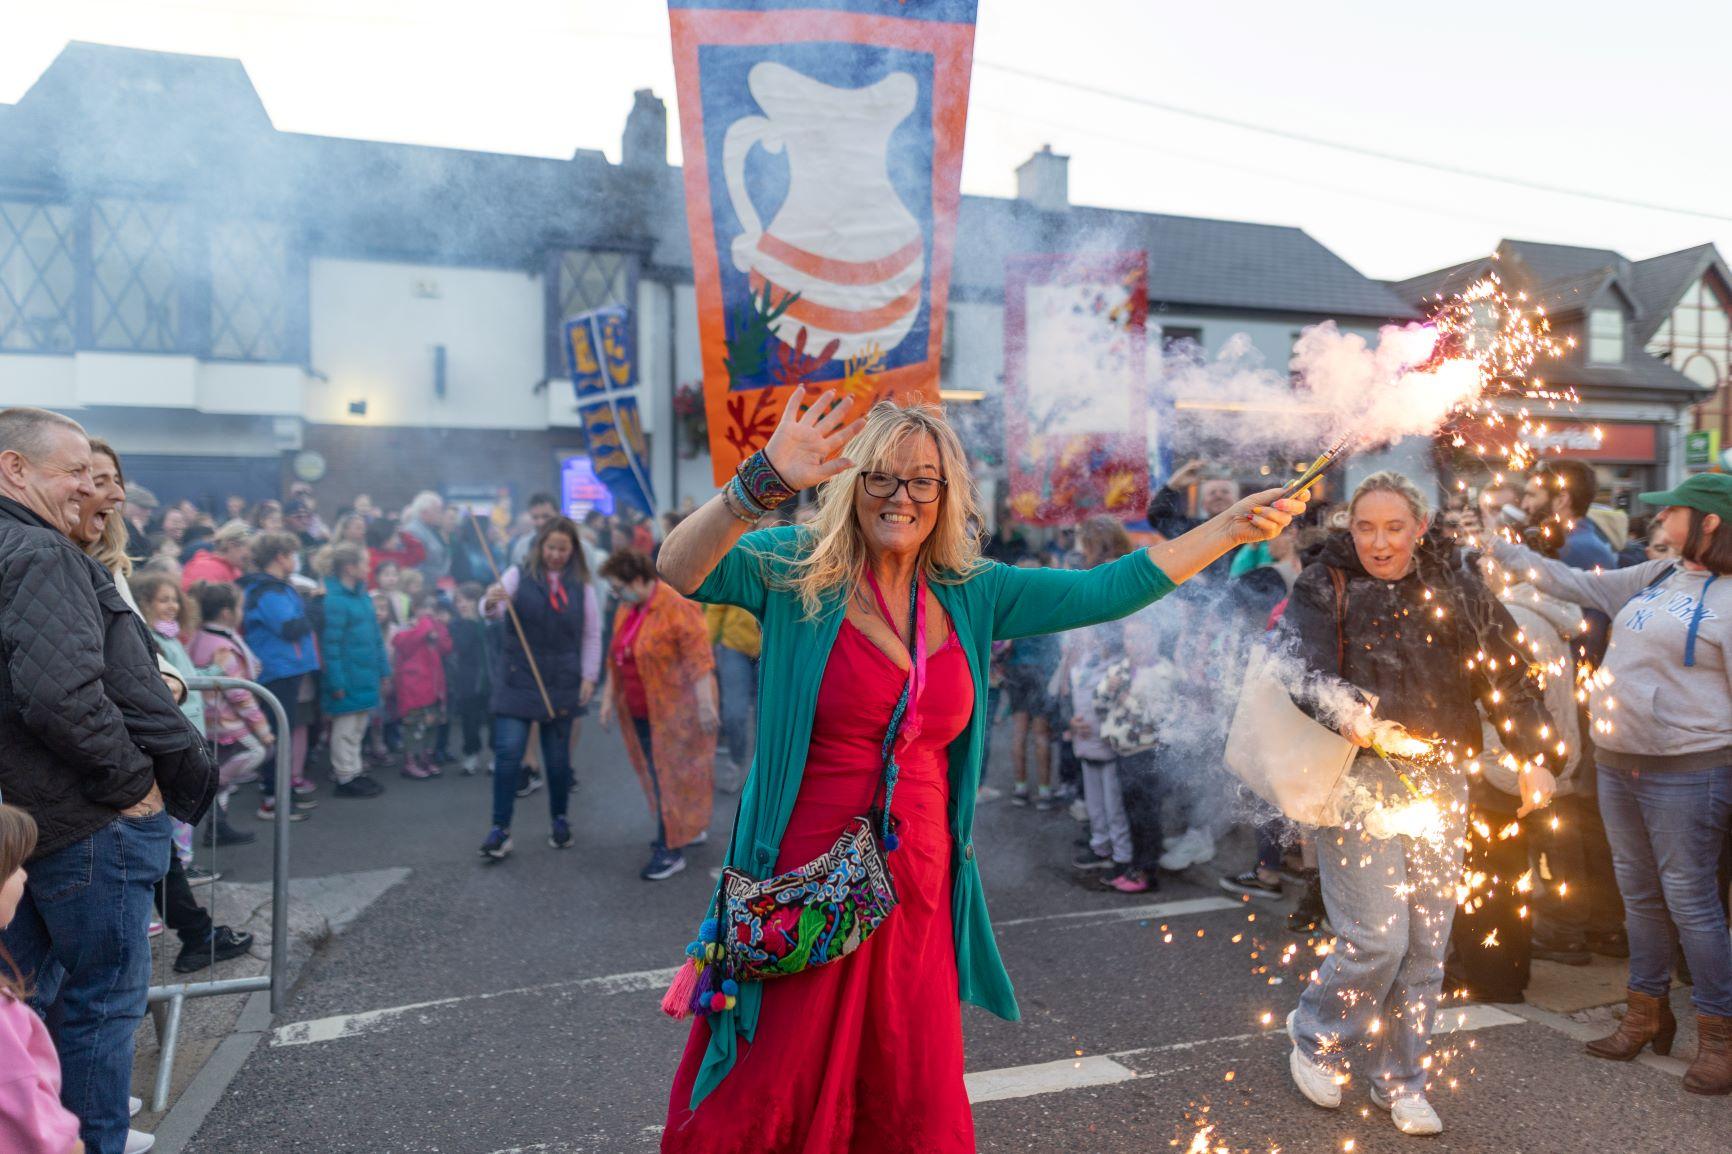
[{"left": 180, "top": 721, "right": 1726, "bottom": 1154}]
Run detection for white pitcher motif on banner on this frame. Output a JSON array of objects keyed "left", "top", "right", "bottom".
[{"left": 723, "top": 61, "right": 925, "bottom": 360}]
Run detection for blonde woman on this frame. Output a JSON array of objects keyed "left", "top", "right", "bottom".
[
  {"left": 1282, "top": 471, "right": 1554, "bottom": 1137},
  {"left": 656, "top": 390, "right": 1304, "bottom": 1152}
]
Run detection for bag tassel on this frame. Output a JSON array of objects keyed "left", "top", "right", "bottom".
[
  {"left": 661, "top": 959, "right": 701, "bottom": 1020},
  {"left": 662, "top": 917, "right": 724, "bottom": 1020}
]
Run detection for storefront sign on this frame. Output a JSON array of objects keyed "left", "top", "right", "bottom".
[
  {"left": 1685, "top": 428, "right": 1721, "bottom": 471},
  {"left": 1527, "top": 421, "right": 1656, "bottom": 463}
]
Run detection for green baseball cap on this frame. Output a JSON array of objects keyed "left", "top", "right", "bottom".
[{"left": 1639, "top": 472, "right": 1732, "bottom": 520}]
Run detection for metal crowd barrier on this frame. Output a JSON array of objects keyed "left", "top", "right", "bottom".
[{"left": 146, "top": 676, "right": 293, "bottom": 1113}]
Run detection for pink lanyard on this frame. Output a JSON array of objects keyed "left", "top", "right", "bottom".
[{"left": 862, "top": 567, "right": 928, "bottom": 743}]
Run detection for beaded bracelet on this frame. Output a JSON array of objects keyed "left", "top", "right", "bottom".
[
  {"left": 720, "top": 477, "right": 762, "bottom": 525},
  {"left": 736, "top": 449, "right": 796, "bottom": 512}
]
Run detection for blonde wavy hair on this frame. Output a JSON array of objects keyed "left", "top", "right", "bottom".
[{"left": 778, "top": 401, "right": 984, "bottom": 618}]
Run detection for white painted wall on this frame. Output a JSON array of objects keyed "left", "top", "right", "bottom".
[
  {"left": 307, "top": 257, "right": 547, "bottom": 430},
  {"left": 0, "top": 353, "right": 306, "bottom": 416}
]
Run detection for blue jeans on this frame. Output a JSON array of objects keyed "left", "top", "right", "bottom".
[
  {"left": 0, "top": 812, "right": 172, "bottom": 1154},
  {"left": 491, "top": 715, "right": 573, "bottom": 829},
  {"left": 1291, "top": 814, "right": 1464, "bottom": 1096},
  {"left": 714, "top": 645, "right": 756, "bottom": 769},
  {"left": 1598, "top": 763, "right": 1732, "bottom": 1016}
]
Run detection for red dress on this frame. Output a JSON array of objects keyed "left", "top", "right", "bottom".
[{"left": 664, "top": 620, "right": 976, "bottom": 1154}]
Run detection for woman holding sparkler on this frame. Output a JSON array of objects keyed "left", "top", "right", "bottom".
[
  {"left": 1481, "top": 472, "right": 1732, "bottom": 1096},
  {"left": 1282, "top": 471, "right": 1555, "bottom": 1137},
  {"left": 654, "top": 392, "right": 1304, "bottom": 1152}
]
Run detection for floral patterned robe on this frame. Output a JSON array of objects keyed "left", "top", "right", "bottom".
[{"left": 613, "top": 582, "right": 717, "bottom": 848}]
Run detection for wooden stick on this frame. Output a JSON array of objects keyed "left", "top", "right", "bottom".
[{"left": 472, "top": 515, "right": 558, "bottom": 721}]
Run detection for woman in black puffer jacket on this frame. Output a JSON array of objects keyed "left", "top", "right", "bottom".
[{"left": 1279, "top": 472, "right": 1554, "bottom": 1137}]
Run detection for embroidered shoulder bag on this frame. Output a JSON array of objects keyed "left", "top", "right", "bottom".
[{"left": 661, "top": 572, "right": 925, "bottom": 1018}]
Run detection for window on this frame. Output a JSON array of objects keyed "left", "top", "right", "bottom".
[
  {"left": 1161, "top": 325, "right": 1203, "bottom": 352},
  {"left": 549, "top": 249, "right": 635, "bottom": 376},
  {"left": 1588, "top": 309, "right": 1624, "bottom": 364},
  {"left": 556, "top": 250, "right": 632, "bottom": 319},
  {"left": 209, "top": 219, "right": 291, "bottom": 361},
  {"left": 91, "top": 199, "right": 187, "bottom": 352},
  {"left": 0, "top": 202, "right": 76, "bottom": 352}
]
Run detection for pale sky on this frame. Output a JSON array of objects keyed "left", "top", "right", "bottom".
[{"left": 6, "top": 0, "right": 1729, "bottom": 282}]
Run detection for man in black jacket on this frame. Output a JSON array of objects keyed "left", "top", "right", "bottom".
[{"left": 0, "top": 406, "right": 212, "bottom": 1154}]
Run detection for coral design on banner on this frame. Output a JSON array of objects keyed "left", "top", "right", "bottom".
[
  {"left": 1004, "top": 253, "right": 1151, "bottom": 526},
  {"left": 667, "top": 0, "right": 978, "bottom": 483},
  {"left": 565, "top": 307, "right": 657, "bottom": 517}
]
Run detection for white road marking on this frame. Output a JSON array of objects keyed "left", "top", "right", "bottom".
[
  {"left": 1433, "top": 1003, "right": 1525, "bottom": 1033},
  {"left": 270, "top": 966, "right": 679, "bottom": 1047},
  {"left": 272, "top": 899, "right": 1242, "bottom": 1048},
  {"left": 965, "top": 1008, "right": 1528, "bottom": 1105},
  {"left": 966, "top": 1054, "right": 1138, "bottom": 1103},
  {"left": 992, "top": 895, "right": 1242, "bottom": 929}
]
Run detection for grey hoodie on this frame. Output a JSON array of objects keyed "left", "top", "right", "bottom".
[{"left": 1488, "top": 540, "right": 1730, "bottom": 773}]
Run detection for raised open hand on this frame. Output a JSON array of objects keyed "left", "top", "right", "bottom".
[{"left": 761, "top": 387, "right": 868, "bottom": 492}]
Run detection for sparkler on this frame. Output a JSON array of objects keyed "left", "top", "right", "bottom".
[{"left": 1281, "top": 432, "right": 1355, "bottom": 499}]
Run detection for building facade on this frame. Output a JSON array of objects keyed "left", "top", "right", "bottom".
[
  {"left": 2, "top": 44, "right": 1714, "bottom": 523},
  {"left": 1389, "top": 239, "right": 1726, "bottom": 506}
]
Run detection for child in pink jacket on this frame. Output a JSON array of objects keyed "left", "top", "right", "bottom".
[
  {"left": 0, "top": 804, "right": 83, "bottom": 1154},
  {"left": 391, "top": 591, "right": 452, "bottom": 780}
]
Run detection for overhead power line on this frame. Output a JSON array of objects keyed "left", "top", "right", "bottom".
[{"left": 977, "top": 60, "right": 1732, "bottom": 224}]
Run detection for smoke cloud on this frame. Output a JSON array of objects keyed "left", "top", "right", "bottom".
[{"left": 1164, "top": 318, "right": 1479, "bottom": 463}]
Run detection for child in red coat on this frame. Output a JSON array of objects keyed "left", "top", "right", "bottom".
[{"left": 391, "top": 591, "right": 452, "bottom": 779}]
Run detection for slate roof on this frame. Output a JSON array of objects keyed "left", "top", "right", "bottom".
[
  {"left": 2, "top": 42, "right": 1411, "bottom": 321},
  {"left": 1628, "top": 243, "right": 1729, "bottom": 342},
  {"left": 946, "top": 199, "right": 1416, "bottom": 318},
  {"left": 1387, "top": 238, "right": 1724, "bottom": 402}
]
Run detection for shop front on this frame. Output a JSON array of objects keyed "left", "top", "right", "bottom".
[{"left": 1526, "top": 421, "right": 1663, "bottom": 509}]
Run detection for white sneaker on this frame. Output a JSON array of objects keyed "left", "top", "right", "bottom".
[
  {"left": 130, "top": 1096, "right": 142, "bottom": 1118},
  {"left": 1287, "top": 1012, "right": 1342, "bottom": 1109},
  {"left": 126, "top": 1129, "right": 156, "bottom": 1154},
  {"left": 1185, "top": 828, "right": 1216, "bottom": 866},
  {"left": 1369, "top": 1084, "right": 1443, "bottom": 1136},
  {"left": 1158, "top": 829, "right": 1202, "bottom": 871},
  {"left": 975, "top": 784, "right": 1004, "bottom": 803},
  {"left": 1067, "top": 798, "right": 1089, "bottom": 822}
]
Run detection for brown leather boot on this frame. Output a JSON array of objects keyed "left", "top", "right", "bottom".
[
  {"left": 1586, "top": 989, "right": 1677, "bottom": 1060},
  {"left": 1683, "top": 1013, "right": 1732, "bottom": 1095}
]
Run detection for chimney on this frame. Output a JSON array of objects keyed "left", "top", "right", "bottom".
[
  {"left": 1015, "top": 144, "right": 1069, "bottom": 212},
  {"left": 622, "top": 89, "right": 667, "bottom": 169}
]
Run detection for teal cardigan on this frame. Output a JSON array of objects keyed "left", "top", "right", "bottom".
[{"left": 683, "top": 525, "right": 1177, "bottom": 1107}]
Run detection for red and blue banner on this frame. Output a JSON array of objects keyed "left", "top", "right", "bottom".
[
  {"left": 1004, "top": 252, "right": 1151, "bottom": 526},
  {"left": 668, "top": 0, "right": 978, "bottom": 483},
  {"left": 564, "top": 307, "right": 657, "bottom": 517}
]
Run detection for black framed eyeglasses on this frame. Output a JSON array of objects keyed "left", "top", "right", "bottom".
[{"left": 860, "top": 471, "right": 947, "bottom": 504}]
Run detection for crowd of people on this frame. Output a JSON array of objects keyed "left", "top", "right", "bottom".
[
  {"left": 0, "top": 405, "right": 724, "bottom": 1154},
  {"left": 0, "top": 394, "right": 1727, "bottom": 1153}
]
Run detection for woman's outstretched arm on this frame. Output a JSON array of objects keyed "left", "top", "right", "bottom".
[{"left": 1147, "top": 488, "right": 1307, "bottom": 584}]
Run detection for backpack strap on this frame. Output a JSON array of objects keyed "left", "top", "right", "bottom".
[{"left": 1327, "top": 566, "right": 1348, "bottom": 673}]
